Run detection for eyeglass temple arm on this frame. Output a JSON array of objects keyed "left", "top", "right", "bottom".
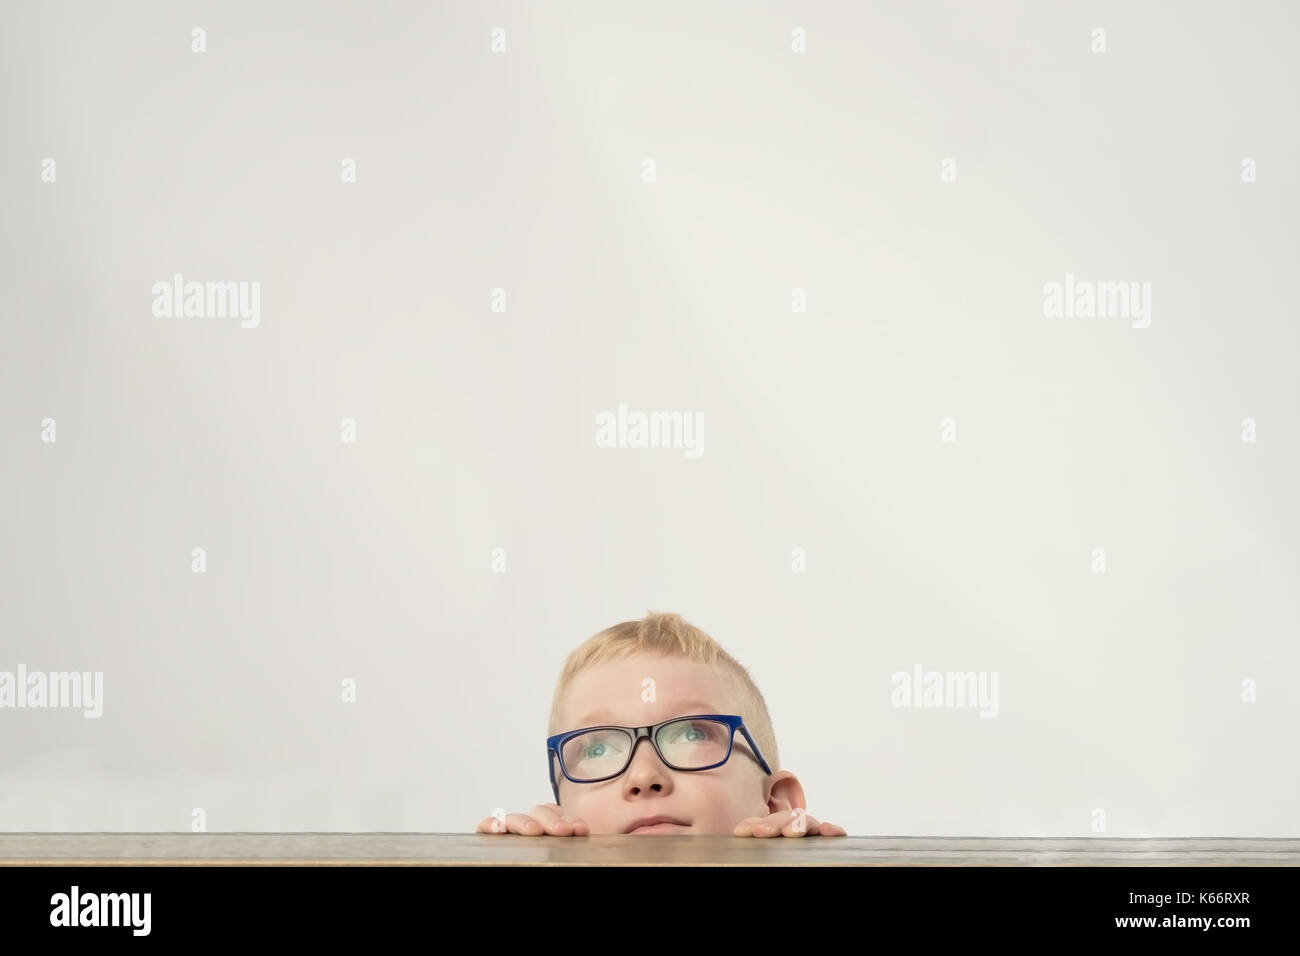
[
  {"left": 548, "top": 749, "right": 560, "bottom": 805},
  {"left": 737, "top": 723, "right": 773, "bottom": 775}
]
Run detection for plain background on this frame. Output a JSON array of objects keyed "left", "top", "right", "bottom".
[{"left": 1, "top": 0, "right": 1296, "bottom": 836}]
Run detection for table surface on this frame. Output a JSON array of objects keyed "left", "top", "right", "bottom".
[{"left": 2, "top": 834, "right": 1297, "bottom": 866}]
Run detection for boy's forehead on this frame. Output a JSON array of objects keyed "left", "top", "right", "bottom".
[{"left": 561, "top": 654, "right": 731, "bottom": 727}]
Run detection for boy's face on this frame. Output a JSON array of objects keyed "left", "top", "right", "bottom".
[{"left": 552, "top": 652, "right": 772, "bottom": 835}]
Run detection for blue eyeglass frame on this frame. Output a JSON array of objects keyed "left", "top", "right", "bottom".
[{"left": 546, "top": 713, "right": 773, "bottom": 805}]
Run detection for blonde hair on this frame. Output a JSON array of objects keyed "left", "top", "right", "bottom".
[{"left": 548, "top": 611, "right": 780, "bottom": 772}]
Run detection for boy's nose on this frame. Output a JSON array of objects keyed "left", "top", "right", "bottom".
[{"left": 622, "top": 737, "right": 672, "bottom": 794}]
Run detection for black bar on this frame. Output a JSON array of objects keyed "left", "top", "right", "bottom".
[{"left": 0, "top": 863, "right": 1291, "bottom": 943}]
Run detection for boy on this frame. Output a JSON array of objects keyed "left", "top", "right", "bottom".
[{"left": 476, "top": 612, "right": 845, "bottom": 837}]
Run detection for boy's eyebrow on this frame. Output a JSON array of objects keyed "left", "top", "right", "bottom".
[{"left": 574, "top": 699, "right": 721, "bottom": 727}]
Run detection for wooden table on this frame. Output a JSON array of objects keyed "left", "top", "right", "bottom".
[{"left": 2, "top": 834, "right": 1297, "bottom": 866}]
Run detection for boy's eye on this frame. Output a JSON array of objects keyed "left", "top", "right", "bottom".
[
  {"left": 578, "top": 735, "right": 624, "bottom": 760},
  {"left": 665, "top": 726, "right": 706, "bottom": 743},
  {"left": 664, "top": 721, "right": 716, "bottom": 744}
]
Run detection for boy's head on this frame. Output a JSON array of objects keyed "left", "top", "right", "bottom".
[{"left": 547, "top": 612, "right": 806, "bottom": 835}]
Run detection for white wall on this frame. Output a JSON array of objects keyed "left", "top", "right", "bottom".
[{"left": 1, "top": 0, "right": 1295, "bottom": 836}]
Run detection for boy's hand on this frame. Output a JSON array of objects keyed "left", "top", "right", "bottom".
[
  {"left": 733, "top": 809, "right": 847, "bottom": 837},
  {"left": 475, "top": 803, "right": 590, "bottom": 836}
]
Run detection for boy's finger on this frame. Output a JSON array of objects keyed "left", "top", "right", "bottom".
[
  {"left": 538, "top": 806, "right": 590, "bottom": 832},
  {"left": 734, "top": 811, "right": 791, "bottom": 835},
  {"left": 760, "top": 809, "right": 830, "bottom": 837},
  {"left": 529, "top": 805, "right": 584, "bottom": 835},
  {"left": 805, "top": 818, "right": 841, "bottom": 836},
  {"left": 505, "top": 813, "right": 546, "bottom": 835},
  {"left": 732, "top": 814, "right": 777, "bottom": 836},
  {"left": 477, "top": 809, "right": 525, "bottom": 834},
  {"left": 781, "top": 813, "right": 819, "bottom": 837},
  {"left": 749, "top": 810, "right": 795, "bottom": 838}
]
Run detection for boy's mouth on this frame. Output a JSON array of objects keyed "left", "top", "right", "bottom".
[{"left": 625, "top": 815, "right": 689, "bottom": 834}]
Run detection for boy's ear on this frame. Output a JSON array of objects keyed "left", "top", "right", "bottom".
[{"left": 764, "top": 771, "right": 806, "bottom": 814}]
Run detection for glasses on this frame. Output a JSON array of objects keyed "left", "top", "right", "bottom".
[{"left": 546, "top": 714, "right": 773, "bottom": 804}]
